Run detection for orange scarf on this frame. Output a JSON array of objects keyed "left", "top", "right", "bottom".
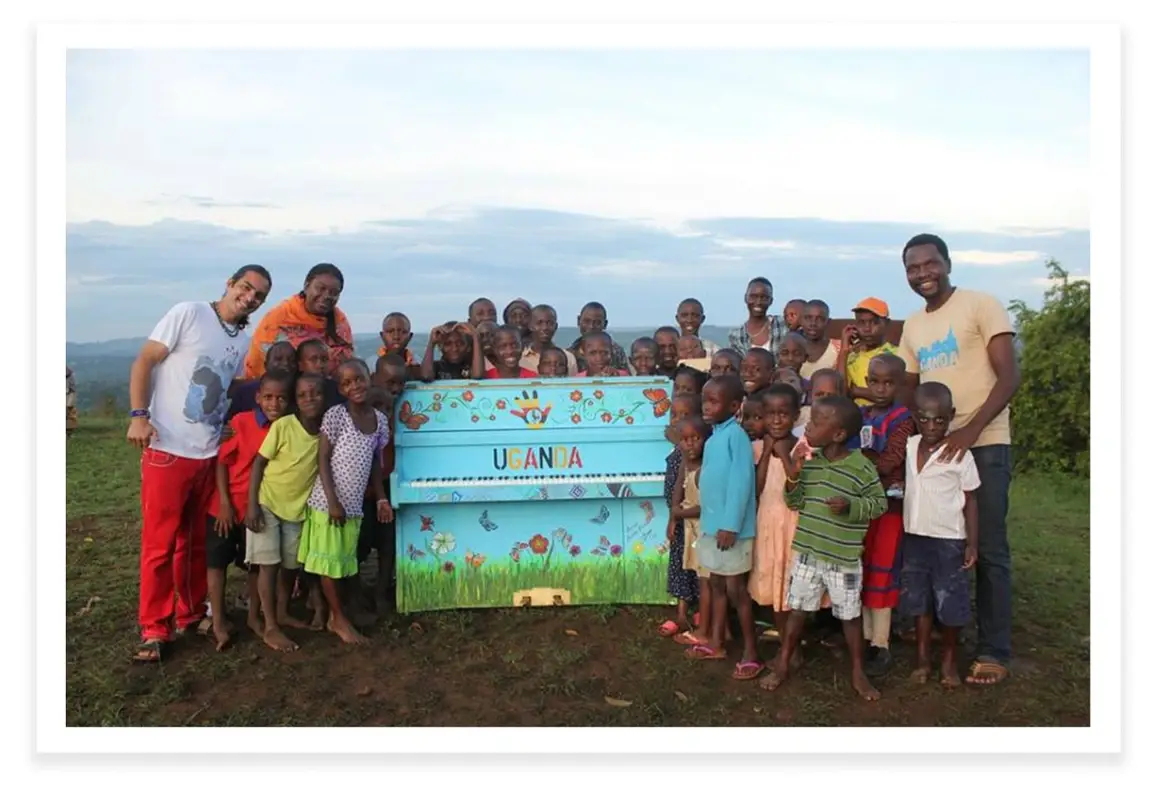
[
  {"left": 244, "top": 294, "right": 354, "bottom": 378},
  {"left": 375, "top": 346, "right": 418, "bottom": 367}
]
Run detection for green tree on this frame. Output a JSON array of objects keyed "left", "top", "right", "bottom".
[{"left": 1008, "top": 259, "right": 1090, "bottom": 476}]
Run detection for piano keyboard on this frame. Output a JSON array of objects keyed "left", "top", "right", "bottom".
[{"left": 407, "top": 473, "right": 665, "bottom": 488}]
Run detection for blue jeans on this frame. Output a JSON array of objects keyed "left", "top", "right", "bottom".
[{"left": 971, "top": 444, "right": 1013, "bottom": 662}]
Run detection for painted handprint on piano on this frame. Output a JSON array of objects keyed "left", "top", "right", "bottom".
[{"left": 509, "top": 390, "right": 553, "bottom": 429}]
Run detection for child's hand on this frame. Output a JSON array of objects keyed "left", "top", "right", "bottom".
[
  {"left": 772, "top": 438, "right": 794, "bottom": 460},
  {"left": 665, "top": 519, "right": 675, "bottom": 543},
  {"left": 247, "top": 504, "right": 264, "bottom": 533},
  {"left": 962, "top": 542, "right": 978, "bottom": 570},
  {"left": 329, "top": 503, "right": 347, "bottom": 527},
  {"left": 792, "top": 436, "right": 814, "bottom": 462},
  {"left": 841, "top": 324, "right": 861, "bottom": 349},
  {"left": 715, "top": 530, "right": 737, "bottom": 550},
  {"left": 376, "top": 499, "right": 394, "bottom": 523},
  {"left": 430, "top": 325, "right": 446, "bottom": 344},
  {"left": 220, "top": 424, "right": 235, "bottom": 443},
  {"left": 214, "top": 502, "right": 235, "bottom": 537},
  {"left": 826, "top": 496, "right": 849, "bottom": 514}
]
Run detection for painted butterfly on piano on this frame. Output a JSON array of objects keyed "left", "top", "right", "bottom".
[
  {"left": 478, "top": 510, "right": 499, "bottom": 532},
  {"left": 643, "top": 387, "right": 672, "bottom": 418}
]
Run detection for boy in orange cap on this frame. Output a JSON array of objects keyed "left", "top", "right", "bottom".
[{"left": 837, "top": 298, "right": 899, "bottom": 407}]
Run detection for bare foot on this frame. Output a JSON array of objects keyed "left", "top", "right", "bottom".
[
  {"left": 211, "top": 620, "right": 232, "bottom": 652},
  {"left": 759, "top": 668, "right": 789, "bottom": 692},
  {"left": 940, "top": 663, "right": 962, "bottom": 688},
  {"left": 909, "top": 665, "right": 931, "bottom": 684},
  {"left": 262, "top": 626, "right": 299, "bottom": 653},
  {"left": 277, "top": 613, "right": 313, "bottom": 631},
  {"left": 309, "top": 610, "right": 326, "bottom": 631},
  {"left": 328, "top": 615, "right": 370, "bottom": 645},
  {"left": 247, "top": 614, "right": 264, "bottom": 636},
  {"left": 852, "top": 671, "right": 881, "bottom": 701}
]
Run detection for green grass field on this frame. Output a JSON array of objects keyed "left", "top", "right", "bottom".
[{"left": 65, "top": 417, "right": 1090, "bottom": 727}]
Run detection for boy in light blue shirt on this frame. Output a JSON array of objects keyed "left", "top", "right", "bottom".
[{"left": 685, "top": 374, "right": 763, "bottom": 681}]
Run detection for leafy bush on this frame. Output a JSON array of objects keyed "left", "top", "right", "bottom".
[{"left": 1008, "top": 260, "right": 1090, "bottom": 476}]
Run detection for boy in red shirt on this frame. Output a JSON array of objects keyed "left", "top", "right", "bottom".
[{"left": 205, "top": 371, "right": 292, "bottom": 650}]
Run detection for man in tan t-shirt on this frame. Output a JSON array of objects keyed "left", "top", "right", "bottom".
[{"left": 898, "top": 233, "right": 1020, "bottom": 687}]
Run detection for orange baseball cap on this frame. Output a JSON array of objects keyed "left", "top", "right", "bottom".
[{"left": 852, "top": 298, "right": 890, "bottom": 319}]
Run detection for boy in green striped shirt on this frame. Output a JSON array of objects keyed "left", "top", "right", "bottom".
[{"left": 761, "top": 394, "right": 888, "bottom": 701}]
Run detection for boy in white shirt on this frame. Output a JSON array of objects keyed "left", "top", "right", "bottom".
[{"left": 901, "top": 382, "right": 981, "bottom": 688}]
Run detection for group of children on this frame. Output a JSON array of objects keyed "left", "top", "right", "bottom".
[{"left": 199, "top": 293, "right": 980, "bottom": 704}]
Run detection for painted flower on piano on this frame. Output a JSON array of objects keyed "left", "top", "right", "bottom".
[
  {"left": 529, "top": 533, "right": 549, "bottom": 555},
  {"left": 632, "top": 541, "right": 645, "bottom": 555},
  {"left": 593, "top": 389, "right": 604, "bottom": 399},
  {"left": 569, "top": 545, "right": 581, "bottom": 557},
  {"left": 569, "top": 390, "right": 583, "bottom": 402},
  {"left": 462, "top": 390, "right": 474, "bottom": 402},
  {"left": 610, "top": 544, "right": 623, "bottom": 557},
  {"left": 442, "top": 561, "right": 455, "bottom": 573},
  {"left": 430, "top": 532, "right": 457, "bottom": 555},
  {"left": 496, "top": 399, "right": 507, "bottom": 409},
  {"left": 571, "top": 414, "right": 582, "bottom": 424},
  {"left": 600, "top": 412, "right": 612, "bottom": 423}
]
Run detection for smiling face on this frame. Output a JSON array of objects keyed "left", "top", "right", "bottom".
[
  {"left": 256, "top": 378, "right": 291, "bottom": 422},
  {"left": 675, "top": 300, "right": 705, "bottom": 336},
  {"left": 763, "top": 391, "right": 799, "bottom": 440},
  {"left": 380, "top": 314, "right": 412, "bottom": 352},
  {"left": 493, "top": 329, "right": 522, "bottom": 370},
  {"left": 740, "top": 349, "right": 774, "bottom": 395},
  {"left": 745, "top": 281, "right": 773, "bottom": 319},
  {"left": 506, "top": 300, "right": 532, "bottom": 331},
  {"left": 221, "top": 270, "right": 271, "bottom": 322},
  {"left": 777, "top": 334, "right": 808, "bottom": 370},
  {"left": 529, "top": 306, "right": 558, "bottom": 346},
  {"left": 678, "top": 336, "right": 706, "bottom": 360},
  {"left": 441, "top": 328, "right": 468, "bottom": 364},
  {"left": 295, "top": 376, "right": 325, "bottom": 419},
  {"left": 801, "top": 302, "right": 830, "bottom": 342},
  {"left": 537, "top": 347, "right": 569, "bottom": 378},
  {"left": 469, "top": 299, "right": 498, "bottom": 326},
  {"left": 904, "top": 243, "right": 952, "bottom": 301},
  {"left": 654, "top": 330, "right": 680, "bottom": 369},
  {"left": 303, "top": 273, "right": 342, "bottom": 316},
  {"left": 297, "top": 341, "right": 330, "bottom": 375},
  {"left": 583, "top": 336, "right": 613, "bottom": 375},
  {"left": 338, "top": 361, "right": 371, "bottom": 404}
]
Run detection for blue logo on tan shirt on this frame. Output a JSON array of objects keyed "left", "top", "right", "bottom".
[{"left": 916, "top": 328, "right": 960, "bottom": 373}]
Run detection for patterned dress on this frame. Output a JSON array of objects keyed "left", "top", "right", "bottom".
[
  {"left": 298, "top": 404, "right": 389, "bottom": 578},
  {"left": 663, "top": 448, "right": 699, "bottom": 602}
]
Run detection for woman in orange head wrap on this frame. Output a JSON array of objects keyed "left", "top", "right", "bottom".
[{"left": 243, "top": 263, "right": 355, "bottom": 379}]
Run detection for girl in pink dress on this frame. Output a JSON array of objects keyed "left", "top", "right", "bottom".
[{"left": 745, "top": 385, "right": 827, "bottom": 673}]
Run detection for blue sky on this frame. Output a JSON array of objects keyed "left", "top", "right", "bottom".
[{"left": 66, "top": 49, "right": 1090, "bottom": 341}]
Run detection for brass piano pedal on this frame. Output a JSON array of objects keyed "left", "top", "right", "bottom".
[{"left": 513, "top": 587, "right": 572, "bottom": 607}]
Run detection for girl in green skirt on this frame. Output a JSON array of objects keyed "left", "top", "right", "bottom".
[{"left": 299, "top": 359, "right": 393, "bottom": 645}]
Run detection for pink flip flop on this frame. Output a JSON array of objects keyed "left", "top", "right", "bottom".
[
  {"left": 657, "top": 620, "right": 681, "bottom": 638},
  {"left": 732, "top": 660, "right": 766, "bottom": 681},
  {"left": 684, "top": 643, "right": 728, "bottom": 661}
]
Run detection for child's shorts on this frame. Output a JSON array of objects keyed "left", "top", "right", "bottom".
[
  {"left": 898, "top": 533, "right": 971, "bottom": 627},
  {"left": 786, "top": 552, "right": 862, "bottom": 620},
  {"left": 696, "top": 535, "right": 753, "bottom": 576},
  {"left": 205, "top": 515, "right": 248, "bottom": 571},
  {"left": 245, "top": 507, "right": 303, "bottom": 570}
]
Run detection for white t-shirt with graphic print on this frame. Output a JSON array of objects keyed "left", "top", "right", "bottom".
[{"left": 147, "top": 301, "right": 249, "bottom": 460}]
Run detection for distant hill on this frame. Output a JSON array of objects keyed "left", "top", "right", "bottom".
[{"left": 66, "top": 326, "right": 736, "bottom": 413}]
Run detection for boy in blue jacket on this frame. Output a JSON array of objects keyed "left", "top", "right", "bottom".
[{"left": 685, "top": 374, "right": 763, "bottom": 681}]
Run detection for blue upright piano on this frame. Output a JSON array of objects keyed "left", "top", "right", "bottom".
[{"left": 390, "top": 376, "right": 676, "bottom": 613}]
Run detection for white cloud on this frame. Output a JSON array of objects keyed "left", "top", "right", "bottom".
[
  {"left": 715, "top": 238, "right": 797, "bottom": 251},
  {"left": 575, "top": 260, "right": 668, "bottom": 279},
  {"left": 951, "top": 250, "right": 1043, "bottom": 267},
  {"left": 1030, "top": 274, "right": 1090, "bottom": 287}
]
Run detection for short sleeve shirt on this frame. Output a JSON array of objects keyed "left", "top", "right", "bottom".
[
  {"left": 147, "top": 302, "right": 249, "bottom": 459},
  {"left": 307, "top": 404, "right": 389, "bottom": 517},
  {"left": 208, "top": 409, "right": 271, "bottom": 522},
  {"left": 898, "top": 289, "right": 1015, "bottom": 447},
  {"left": 257, "top": 415, "right": 320, "bottom": 522},
  {"left": 903, "top": 435, "right": 982, "bottom": 540}
]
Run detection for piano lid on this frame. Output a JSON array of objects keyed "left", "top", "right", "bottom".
[{"left": 393, "top": 376, "right": 674, "bottom": 437}]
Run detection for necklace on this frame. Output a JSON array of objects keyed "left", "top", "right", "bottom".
[{"left": 210, "top": 301, "right": 241, "bottom": 338}]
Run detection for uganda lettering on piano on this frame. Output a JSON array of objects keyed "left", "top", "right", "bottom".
[{"left": 390, "top": 376, "right": 677, "bottom": 613}]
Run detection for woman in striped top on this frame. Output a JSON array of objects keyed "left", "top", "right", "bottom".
[{"left": 761, "top": 394, "right": 889, "bottom": 701}]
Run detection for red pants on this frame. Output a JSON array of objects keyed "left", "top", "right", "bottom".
[
  {"left": 862, "top": 511, "right": 904, "bottom": 610},
  {"left": 138, "top": 448, "right": 215, "bottom": 641}
]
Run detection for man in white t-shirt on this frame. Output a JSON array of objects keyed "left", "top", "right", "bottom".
[
  {"left": 127, "top": 265, "right": 272, "bottom": 662},
  {"left": 897, "top": 234, "right": 1020, "bottom": 687}
]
